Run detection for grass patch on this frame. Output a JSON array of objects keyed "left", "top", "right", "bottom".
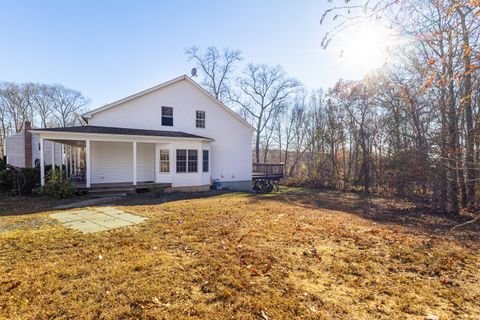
[{"left": 1, "top": 188, "right": 479, "bottom": 319}]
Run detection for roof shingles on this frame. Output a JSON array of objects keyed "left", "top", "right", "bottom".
[{"left": 31, "top": 125, "right": 212, "bottom": 140}]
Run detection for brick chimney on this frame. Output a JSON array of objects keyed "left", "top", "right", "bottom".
[{"left": 24, "top": 121, "right": 32, "bottom": 167}]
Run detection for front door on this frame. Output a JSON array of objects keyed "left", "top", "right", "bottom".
[{"left": 156, "top": 144, "right": 172, "bottom": 183}]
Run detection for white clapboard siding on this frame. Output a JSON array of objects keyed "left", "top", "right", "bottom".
[
  {"left": 91, "top": 141, "right": 133, "bottom": 184},
  {"left": 88, "top": 78, "right": 253, "bottom": 183},
  {"left": 170, "top": 140, "right": 203, "bottom": 187},
  {"left": 137, "top": 142, "right": 155, "bottom": 182},
  {"left": 5, "top": 132, "right": 25, "bottom": 167},
  {"left": 5, "top": 132, "right": 62, "bottom": 168},
  {"left": 32, "top": 136, "right": 63, "bottom": 166}
]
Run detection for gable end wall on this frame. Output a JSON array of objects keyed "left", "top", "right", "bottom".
[{"left": 89, "top": 79, "right": 252, "bottom": 183}]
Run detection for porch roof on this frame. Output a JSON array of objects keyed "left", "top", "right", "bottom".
[{"left": 30, "top": 125, "right": 213, "bottom": 141}]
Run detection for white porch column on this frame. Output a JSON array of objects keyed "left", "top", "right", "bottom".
[
  {"left": 51, "top": 142, "right": 55, "bottom": 170},
  {"left": 61, "top": 145, "right": 65, "bottom": 166},
  {"left": 73, "top": 147, "right": 77, "bottom": 175},
  {"left": 77, "top": 148, "right": 81, "bottom": 174},
  {"left": 86, "top": 140, "right": 91, "bottom": 188},
  {"left": 170, "top": 142, "right": 175, "bottom": 180},
  {"left": 69, "top": 146, "right": 73, "bottom": 177},
  {"left": 40, "top": 138, "right": 45, "bottom": 186},
  {"left": 154, "top": 143, "right": 159, "bottom": 183},
  {"left": 65, "top": 146, "right": 69, "bottom": 177},
  {"left": 61, "top": 144, "right": 65, "bottom": 180},
  {"left": 133, "top": 141, "right": 137, "bottom": 186}
]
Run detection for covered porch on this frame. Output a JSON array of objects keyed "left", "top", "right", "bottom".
[{"left": 29, "top": 125, "right": 213, "bottom": 190}]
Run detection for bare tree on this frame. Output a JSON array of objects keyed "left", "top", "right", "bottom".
[
  {"left": 230, "top": 64, "right": 301, "bottom": 163},
  {"left": 456, "top": 5, "right": 477, "bottom": 208},
  {"left": 0, "top": 96, "right": 9, "bottom": 159},
  {"left": 49, "top": 85, "right": 89, "bottom": 127},
  {"left": 0, "top": 81, "right": 89, "bottom": 160},
  {"left": 29, "top": 84, "right": 54, "bottom": 128},
  {"left": 332, "top": 80, "right": 378, "bottom": 192},
  {"left": 185, "top": 46, "right": 242, "bottom": 102},
  {"left": 274, "top": 93, "right": 311, "bottom": 176},
  {"left": 0, "top": 82, "right": 33, "bottom": 133},
  {"left": 319, "top": 0, "right": 480, "bottom": 210}
]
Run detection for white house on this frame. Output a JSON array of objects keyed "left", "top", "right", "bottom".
[
  {"left": 4, "top": 122, "right": 63, "bottom": 168},
  {"left": 29, "top": 75, "right": 254, "bottom": 192}
]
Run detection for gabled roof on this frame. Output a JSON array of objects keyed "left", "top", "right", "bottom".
[
  {"left": 82, "top": 75, "right": 255, "bottom": 131},
  {"left": 30, "top": 125, "right": 213, "bottom": 140}
]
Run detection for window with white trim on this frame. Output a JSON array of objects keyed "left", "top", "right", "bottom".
[
  {"left": 162, "top": 106, "right": 173, "bottom": 126},
  {"left": 188, "top": 149, "right": 198, "bottom": 172},
  {"left": 202, "top": 150, "right": 209, "bottom": 172},
  {"left": 159, "top": 150, "right": 169, "bottom": 173},
  {"left": 176, "top": 149, "right": 186, "bottom": 173},
  {"left": 176, "top": 149, "right": 198, "bottom": 173},
  {"left": 196, "top": 111, "right": 205, "bottom": 128}
]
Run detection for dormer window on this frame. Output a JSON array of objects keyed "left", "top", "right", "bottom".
[
  {"left": 162, "top": 106, "right": 173, "bottom": 126},
  {"left": 196, "top": 111, "right": 205, "bottom": 128}
]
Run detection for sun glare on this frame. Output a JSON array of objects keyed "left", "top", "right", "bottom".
[{"left": 340, "top": 24, "right": 393, "bottom": 73}]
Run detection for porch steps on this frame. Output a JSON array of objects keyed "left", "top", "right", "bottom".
[
  {"left": 91, "top": 193, "right": 128, "bottom": 198},
  {"left": 89, "top": 188, "right": 135, "bottom": 197},
  {"left": 77, "top": 182, "right": 171, "bottom": 197}
]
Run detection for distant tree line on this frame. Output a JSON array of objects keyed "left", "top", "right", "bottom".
[
  {"left": 186, "top": 0, "right": 480, "bottom": 213},
  {"left": 0, "top": 82, "right": 89, "bottom": 158}
]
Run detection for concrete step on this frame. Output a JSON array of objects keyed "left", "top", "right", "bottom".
[
  {"left": 90, "top": 185, "right": 135, "bottom": 190},
  {"left": 89, "top": 188, "right": 135, "bottom": 193},
  {"left": 88, "top": 188, "right": 136, "bottom": 196},
  {"left": 91, "top": 193, "right": 128, "bottom": 198},
  {"left": 78, "top": 182, "right": 172, "bottom": 197}
]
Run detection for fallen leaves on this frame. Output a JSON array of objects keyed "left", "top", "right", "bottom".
[
  {"left": 1, "top": 280, "right": 21, "bottom": 292},
  {"left": 0, "top": 188, "right": 479, "bottom": 319},
  {"left": 260, "top": 310, "right": 269, "bottom": 320}
]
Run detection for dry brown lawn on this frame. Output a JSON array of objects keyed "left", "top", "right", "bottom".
[{"left": 1, "top": 188, "right": 479, "bottom": 319}]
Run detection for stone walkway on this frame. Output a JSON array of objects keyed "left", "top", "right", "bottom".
[{"left": 50, "top": 206, "right": 148, "bottom": 233}]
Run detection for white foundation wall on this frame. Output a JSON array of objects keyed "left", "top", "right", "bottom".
[
  {"left": 89, "top": 78, "right": 253, "bottom": 184},
  {"left": 91, "top": 141, "right": 133, "bottom": 184}
]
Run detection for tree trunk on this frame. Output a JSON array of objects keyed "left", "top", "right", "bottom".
[
  {"left": 447, "top": 32, "right": 459, "bottom": 214},
  {"left": 255, "top": 128, "right": 261, "bottom": 163},
  {"left": 458, "top": 8, "right": 476, "bottom": 208}
]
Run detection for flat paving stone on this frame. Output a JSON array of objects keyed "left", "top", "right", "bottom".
[
  {"left": 51, "top": 212, "right": 84, "bottom": 223},
  {"left": 50, "top": 207, "right": 147, "bottom": 234},
  {"left": 82, "top": 213, "right": 118, "bottom": 223},
  {"left": 71, "top": 210, "right": 99, "bottom": 218},
  {"left": 96, "top": 219, "right": 134, "bottom": 229},
  {"left": 63, "top": 220, "right": 110, "bottom": 233},
  {"left": 112, "top": 213, "right": 148, "bottom": 224},
  {"left": 97, "top": 207, "right": 124, "bottom": 214}
]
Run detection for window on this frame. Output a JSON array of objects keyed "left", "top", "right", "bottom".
[
  {"left": 176, "top": 149, "right": 186, "bottom": 173},
  {"left": 188, "top": 149, "right": 198, "bottom": 172},
  {"left": 196, "top": 111, "right": 205, "bottom": 128},
  {"left": 202, "top": 150, "right": 209, "bottom": 172},
  {"left": 159, "top": 150, "right": 169, "bottom": 173},
  {"left": 176, "top": 149, "right": 198, "bottom": 173},
  {"left": 162, "top": 106, "right": 173, "bottom": 126}
]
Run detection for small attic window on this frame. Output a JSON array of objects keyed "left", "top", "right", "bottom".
[{"left": 162, "top": 106, "right": 173, "bottom": 126}]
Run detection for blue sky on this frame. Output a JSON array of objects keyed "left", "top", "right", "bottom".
[{"left": 0, "top": 1, "right": 368, "bottom": 107}]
